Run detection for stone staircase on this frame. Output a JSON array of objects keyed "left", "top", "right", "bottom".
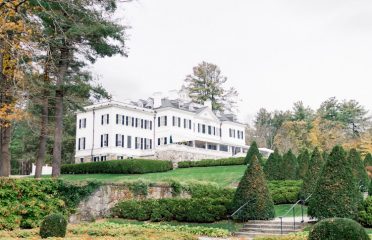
[{"left": 234, "top": 220, "right": 306, "bottom": 239}]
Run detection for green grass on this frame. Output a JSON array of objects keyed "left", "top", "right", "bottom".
[
  {"left": 59, "top": 165, "right": 247, "bottom": 187},
  {"left": 274, "top": 204, "right": 308, "bottom": 217}
]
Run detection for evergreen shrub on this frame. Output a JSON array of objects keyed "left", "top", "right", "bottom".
[
  {"left": 348, "top": 148, "right": 369, "bottom": 192},
  {"left": 358, "top": 196, "right": 372, "bottom": 227},
  {"left": 308, "top": 146, "right": 361, "bottom": 220},
  {"left": 178, "top": 157, "right": 244, "bottom": 168},
  {"left": 61, "top": 159, "right": 173, "bottom": 174},
  {"left": 244, "top": 141, "right": 263, "bottom": 165},
  {"left": 39, "top": 213, "right": 67, "bottom": 239},
  {"left": 308, "top": 218, "right": 369, "bottom": 240}
]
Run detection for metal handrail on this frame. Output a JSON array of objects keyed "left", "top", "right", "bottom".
[
  {"left": 278, "top": 194, "right": 312, "bottom": 234},
  {"left": 230, "top": 199, "right": 255, "bottom": 218}
]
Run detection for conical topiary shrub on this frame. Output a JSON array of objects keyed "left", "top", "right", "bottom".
[
  {"left": 297, "top": 149, "right": 310, "bottom": 180},
  {"left": 364, "top": 153, "right": 372, "bottom": 167},
  {"left": 308, "top": 145, "right": 361, "bottom": 220},
  {"left": 232, "top": 155, "right": 275, "bottom": 221},
  {"left": 39, "top": 213, "right": 67, "bottom": 238},
  {"left": 300, "top": 147, "right": 324, "bottom": 199},
  {"left": 263, "top": 148, "right": 282, "bottom": 180},
  {"left": 244, "top": 141, "right": 263, "bottom": 165},
  {"left": 280, "top": 149, "right": 298, "bottom": 180},
  {"left": 348, "top": 148, "right": 369, "bottom": 192}
]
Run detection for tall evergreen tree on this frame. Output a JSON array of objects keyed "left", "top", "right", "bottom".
[
  {"left": 297, "top": 149, "right": 310, "bottom": 179},
  {"left": 308, "top": 145, "right": 361, "bottom": 220},
  {"left": 245, "top": 141, "right": 263, "bottom": 165},
  {"left": 232, "top": 155, "right": 275, "bottom": 221},
  {"left": 264, "top": 148, "right": 282, "bottom": 180},
  {"left": 300, "top": 147, "right": 324, "bottom": 199},
  {"left": 280, "top": 149, "right": 298, "bottom": 180},
  {"left": 364, "top": 153, "right": 372, "bottom": 167},
  {"left": 348, "top": 148, "right": 369, "bottom": 192}
]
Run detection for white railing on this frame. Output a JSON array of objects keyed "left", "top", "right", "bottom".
[{"left": 156, "top": 144, "right": 234, "bottom": 158}]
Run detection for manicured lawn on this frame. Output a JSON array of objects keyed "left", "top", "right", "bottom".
[
  {"left": 274, "top": 204, "right": 308, "bottom": 217},
  {"left": 59, "top": 165, "right": 247, "bottom": 187}
]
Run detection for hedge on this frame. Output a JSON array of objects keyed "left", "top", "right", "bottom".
[
  {"left": 61, "top": 159, "right": 173, "bottom": 174},
  {"left": 178, "top": 157, "right": 244, "bottom": 168},
  {"left": 358, "top": 196, "right": 372, "bottom": 227},
  {"left": 308, "top": 218, "right": 369, "bottom": 240},
  {"left": 0, "top": 179, "right": 99, "bottom": 230},
  {"left": 112, "top": 198, "right": 231, "bottom": 223},
  {"left": 268, "top": 180, "right": 302, "bottom": 204}
]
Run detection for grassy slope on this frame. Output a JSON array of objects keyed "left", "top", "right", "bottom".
[{"left": 60, "top": 165, "right": 246, "bottom": 187}]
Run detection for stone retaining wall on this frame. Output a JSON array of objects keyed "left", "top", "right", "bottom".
[{"left": 69, "top": 183, "right": 190, "bottom": 223}]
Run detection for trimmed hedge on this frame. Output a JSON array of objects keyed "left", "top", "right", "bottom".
[
  {"left": 358, "top": 196, "right": 372, "bottom": 227},
  {"left": 178, "top": 157, "right": 244, "bottom": 168},
  {"left": 268, "top": 180, "right": 302, "bottom": 204},
  {"left": 112, "top": 198, "right": 231, "bottom": 223},
  {"left": 61, "top": 159, "right": 173, "bottom": 174},
  {"left": 39, "top": 213, "right": 67, "bottom": 238},
  {"left": 308, "top": 218, "right": 369, "bottom": 240}
]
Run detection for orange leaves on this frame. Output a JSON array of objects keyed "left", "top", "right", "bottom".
[{"left": 0, "top": 103, "right": 26, "bottom": 126}]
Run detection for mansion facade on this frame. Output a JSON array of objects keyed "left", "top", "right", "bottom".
[{"left": 75, "top": 90, "right": 268, "bottom": 163}]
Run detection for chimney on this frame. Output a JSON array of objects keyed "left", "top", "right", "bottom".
[
  {"left": 204, "top": 100, "right": 212, "bottom": 110},
  {"left": 153, "top": 92, "right": 162, "bottom": 108}
]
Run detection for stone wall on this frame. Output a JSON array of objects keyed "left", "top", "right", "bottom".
[{"left": 69, "top": 183, "right": 190, "bottom": 223}]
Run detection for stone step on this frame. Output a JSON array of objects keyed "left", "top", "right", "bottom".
[
  {"left": 235, "top": 231, "right": 283, "bottom": 238},
  {"left": 240, "top": 227, "right": 301, "bottom": 234},
  {"left": 245, "top": 220, "right": 305, "bottom": 224},
  {"left": 244, "top": 223, "right": 304, "bottom": 228}
]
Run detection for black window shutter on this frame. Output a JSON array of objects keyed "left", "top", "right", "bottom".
[
  {"left": 101, "top": 135, "right": 103, "bottom": 147},
  {"left": 107, "top": 114, "right": 109, "bottom": 124},
  {"left": 122, "top": 135, "right": 124, "bottom": 147},
  {"left": 101, "top": 115, "right": 104, "bottom": 125},
  {"left": 83, "top": 138, "right": 86, "bottom": 149},
  {"left": 116, "top": 114, "right": 119, "bottom": 124},
  {"left": 115, "top": 134, "right": 118, "bottom": 146},
  {"left": 79, "top": 119, "right": 81, "bottom": 129},
  {"left": 78, "top": 138, "right": 81, "bottom": 150}
]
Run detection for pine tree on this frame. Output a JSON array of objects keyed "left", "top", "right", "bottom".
[
  {"left": 308, "top": 145, "right": 361, "bottom": 220},
  {"left": 297, "top": 149, "right": 310, "bottom": 179},
  {"left": 348, "top": 148, "right": 369, "bottom": 192},
  {"left": 232, "top": 155, "right": 275, "bottom": 221},
  {"left": 245, "top": 141, "right": 263, "bottom": 165},
  {"left": 264, "top": 148, "right": 282, "bottom": 180},
  {"left": 364, "top": 153, "right": 372, "bottom": 167},
  {"left": 280, "top": 149, "right": 298, "bottom": 180},
  {"left": 299, "top": 147, "right": 324, "bottom": 199}
]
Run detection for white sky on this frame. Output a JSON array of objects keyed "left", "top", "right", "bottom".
[{"left": 92, "top": 0, "right": 372, "bottom": 123}]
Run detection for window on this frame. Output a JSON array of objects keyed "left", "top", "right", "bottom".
[
  {"left": 101, "top": 114, "right": 109, "bottom": 125},
  {"left": 132, "top": 117, "right": 135, "bottom": 127},
  {"left": 141, "top": 138, "right": 144, "bottom": 149},
  {"left": 178, "top": 117, "right": 181, "bottom": 127},
  {"left": 80, "top": 158, "right": 84, "bottom": 163},
  {"left": 150, "top": 121, "right": 152, "bottom": 130},
  {"left": 159, "top": 116, "right": 168, "bottom": 127},
  {"left": 126, "top": 116, "right": 129, "bottom": 126},
  {"left": 164, "top": 137, "right": 167, "bottom": 145},
  {"left": 213, "top": 127, "right": 216, "bottom": 135},
  {"left": 118, "top": 156, "right": 124, "bottom": 160},
  {"left": 127, "top": 136, "right": 132, "bottom": 148},
  {"left": 136, "top": 118, "right": 139, "bottom": 128},
  {"left": 164, "top": 116, "right": 168, "bottom": 126},
  {"left": 100, "top": 156, "right": 106, "bottom": 161},
  {"left": 116, "top": 114, "right": 125, "bottom": 125},
  {"left": 198, "top": 123, "right": 200, "bottom": 133},
  {"left": 135, "top": 137, "right": 140, "bottom": 149},
  {"left": 202, "top": 124, "right": 206, "bottom": 134},
  {"left": 189, "top": 120, "right": 192, "bottom": 130},
  {"left": 141, "top": 119, "right": 144, "bottom": 128},
  {"left": 173, "top": 116, "right": 176, "bottom": 126},
  {"left": 158, "top": 138, "right": 161, "bottom": 146},
  {"left": 144, "top": 120, "right": 147, "bottom": 129},
  {"left": 79, "top": 118, "right": 87, "bottom": 129},
  {"left": 78, "top": 137, "right": 86, "bottom": 150},
  {"left": 208, "top": 126, "right": 212, "bottom": 135},
  {"left": 184, "top": 119, "right": 187, "bottom": 128},
  {"left": 93, "top": 156, "right": 99, "bottom": 162},
  {"left": 116, "top": 134, "right": 124, "bottom": 147},
  {"left": 101, "top": 134, "right": 109, "bottom": 147}
]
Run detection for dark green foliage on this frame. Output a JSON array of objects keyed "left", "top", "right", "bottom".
[
  {"left": 128, "top": 182, "right": 148, "bottom": 197},
  {"left": 0, "top": 179, "right": 99, "bottom": 230},
  {"left": 308, "top": 218, "right": 369, "bottom": 240},
  {"left": 112, "top": 198, "right": 230, "bottom": 223},
  {"left": 297, "top": 149, "right": 310, "bottom": 179},
  {"left": 359, "top": 197, "right": 372, "bottom": 227},
  {"left": 268, "top": 180, "right": 302, "bottom": 204},
  {"left": 39, "top": 213, "right": 67, "bottom": 239},
  {"left": 178, "top": 157, "right": 244, "bottom": 168},
  {"left": 61, "top": 159, "right": 173, "bottom": 174},
  {"left": 322, "top": 151, "right": 329, "bottom": 162},
  {"left": 369, "top": 179, "right": 372, "bottom": 196},
  {"left": 280, "top": 150, "right": 298, "bottom": 180},
  {"left": 364, "top": 153, "right": 372, "bottom": 167},
  {"left": 348, "top": 148, "right": 369, "bottom": 192},
  {"left": 231, "top": 156, "right": 275, "bottom": 221},
  {"left": 308, "top": 146, "right": 361, "bottom": 220},
  {"left": 300, "top": 147, "right": 324, "bottom": 199},
  {"left": 244, "top": 141, "right": 263, "bottom": 165},
  {"left": 264, "top": 148, "right": 282, "bottom": 180}
]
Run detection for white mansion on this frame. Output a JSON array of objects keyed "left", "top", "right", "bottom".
[{"left": 75, "top": 89, "right": 271, "bottom": 164}]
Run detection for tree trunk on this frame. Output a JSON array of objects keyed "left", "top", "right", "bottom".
[
  {"left": 52, "top": 46, "right": 69, "bottom": 178},
  {"left": 0, "top": 126, "right": 11, "bottom": 177},
  {"left": 35, "top": 59, "right": 50, "bottom": 178}
]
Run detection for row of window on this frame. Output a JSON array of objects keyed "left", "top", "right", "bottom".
[
  {"left": 229, "top": 129, "right": 244, "bottom": 139},
  {"left": 115, "top": 114, "right": 153, "bottom": 130},
  {"left": 172, "top": 116, "right": 192, "bottom": 129},
  {"left": 197, "top": 123, "right": 222, "bottom": 136},
  {"left": 78, "top": 135, "right": 153, "bottom": 150}
]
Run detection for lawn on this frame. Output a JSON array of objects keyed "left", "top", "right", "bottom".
[
  {"left": 59, "top": 165, "right": 247, "bottom": 187},
  {"left": 274, "top": 204, "right": 308, "bottom": 218}
]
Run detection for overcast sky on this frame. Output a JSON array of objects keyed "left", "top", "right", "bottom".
[{"left": 92, "top": 0, "right": 372, "bottom": 123}]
